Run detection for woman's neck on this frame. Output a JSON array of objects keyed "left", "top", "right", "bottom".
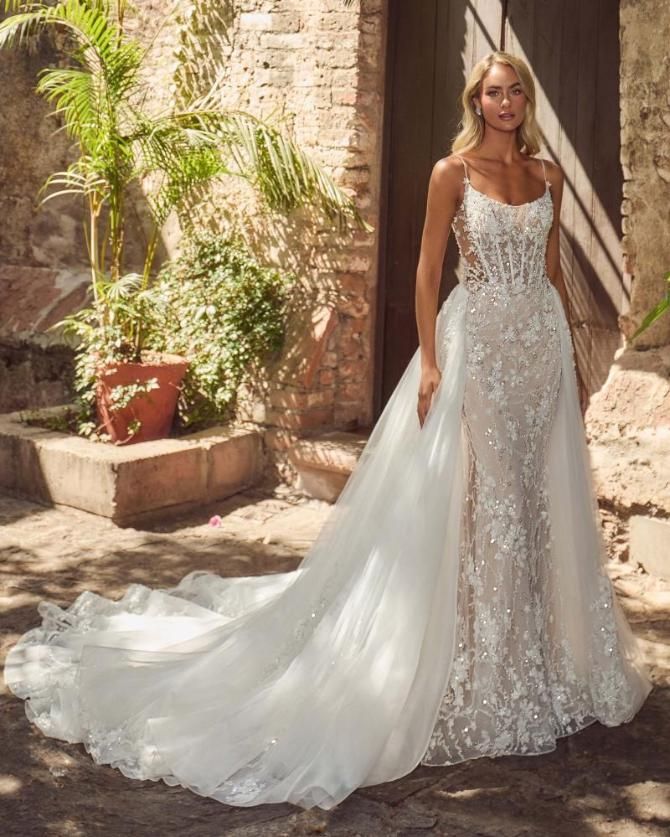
[{"left": 473, "top": 131, "right": 523, "bottom": 163}]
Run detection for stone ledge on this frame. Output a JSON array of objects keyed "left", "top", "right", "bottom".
[
  {"left": 288, "top": 429, "right": 369, "bottom": 502},
  {"left": 0, "top": 408, "right": 264, "bottom": 525}
]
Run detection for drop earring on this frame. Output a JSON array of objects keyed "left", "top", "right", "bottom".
[{"left": 475, "top": 106, "right": 482, "bottom": 116}]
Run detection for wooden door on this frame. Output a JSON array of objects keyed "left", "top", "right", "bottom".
[
  {"left": 504, "top": 0, "right": 623, "bottom": 398},
  {"left": 374, "top": 0, "right": 622, "bottom": 419}
]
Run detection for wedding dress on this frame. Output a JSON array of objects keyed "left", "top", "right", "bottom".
[{"left": 4, "top": 154, "right": 653, "bottom": 811}]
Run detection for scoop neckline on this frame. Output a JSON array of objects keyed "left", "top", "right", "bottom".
[{"left": 463, "top": 177, "right": 551, "bottom": 209}]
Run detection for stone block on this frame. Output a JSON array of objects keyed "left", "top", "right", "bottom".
[
  {"left": 0, "top": 409, "right": 263, "bottom": 524},
  {"left": 0, "top": 336, "right": 75, "bottom": 413},
  {"left": 288, "top": 429, "right": 367, "bottom": 502},
  {"left": 0, "top": 265, "right": 89, "bottom": 334},
  {"left": 203, "top": 428, "right": 265, "bottom": 498},
  {"left": 630, "top": 515, "right": 670, "bottom": 579},
  {"left": 588, "top": 427, "right": 670, "bottom": 515},
  {"left": 586, "top": 345, "right": 670, "bottom": 518},
  {"left": 295, "top": 467, "right": 349, "bottom": 504},
  {"left": 239, "top": 12, "right": 275, "bottom": 30}
]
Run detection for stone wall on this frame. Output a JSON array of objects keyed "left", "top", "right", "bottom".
[
  {"left": 619, "top": 0, "right": 670, "bottom": 349},
  {"left": 0, "top": 29, "right": 86, "bottom": 412},
  {"left": 0, "top": 37, "right": 88, "bottom": 276},
  {"left": 130, "top": 0, "right": 386, "bottom": 482},
  {"left": 0, "top": 1, "right": 386, "bottom": 485},
  {"left": 585, "top": 0, "right": 670, "bottom": 576}
]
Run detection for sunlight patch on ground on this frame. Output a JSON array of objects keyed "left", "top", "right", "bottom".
[
  {"left": 623, "top": 780, "right": 670, "bottom": 824},
  {"left": 0, "top": 774, "right": 22, "bottom": 795}
]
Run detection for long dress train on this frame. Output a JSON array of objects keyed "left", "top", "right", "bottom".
[{"left": 3, "top": 154, "right": 653, "bottom": 811}]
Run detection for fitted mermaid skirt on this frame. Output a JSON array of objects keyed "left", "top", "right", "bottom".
[{"left": 3, "top": 162, "right": 653, "bottom": 809}]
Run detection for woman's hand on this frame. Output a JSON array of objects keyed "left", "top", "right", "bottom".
[{"left": 418, "top": 365, "right": 442, "bottom": 428}]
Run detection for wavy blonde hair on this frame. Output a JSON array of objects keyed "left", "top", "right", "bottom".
[{"left": 451, "top": 51, "right": 543, "bottom": 156}]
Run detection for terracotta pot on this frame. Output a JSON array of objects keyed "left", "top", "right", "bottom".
[{"left": 96, "top": 352, "right": 189, "bottom": 445}]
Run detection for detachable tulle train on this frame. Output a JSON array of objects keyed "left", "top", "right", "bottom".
[{"left": 3, "top": 282, "right": 652, "bottom": 810}]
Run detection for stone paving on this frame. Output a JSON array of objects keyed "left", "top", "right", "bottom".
[{"left": 0, "top": 487, "right": 668, "bottom": 837}]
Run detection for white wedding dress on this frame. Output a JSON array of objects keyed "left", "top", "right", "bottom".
[{"left": 4, "top": 155, "right": 653, "bottom": 811}]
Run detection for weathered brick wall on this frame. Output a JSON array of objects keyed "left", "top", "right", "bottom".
[
  {"left": 0, "top": 32, "right": 86, "bottom": 411},
  {"left": 0, "top": 1, "right": 386, "bottom": 484},
  {"left": 0, "top": 24, "right": 143, "bottom": 411},
  {"left": 0, "top": 39, "right": 87, "bottom": 275},
  {"left": 132, "top": 0, "right": 386, "bottom": 483}
]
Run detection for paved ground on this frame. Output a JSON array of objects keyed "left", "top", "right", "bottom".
[{"left": 0, "top": 487, "right": 668, "bottom": 837}]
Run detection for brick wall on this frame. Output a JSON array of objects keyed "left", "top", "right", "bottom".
[{"left": 132, "top": 0, "right": 387, "bottom": 483}]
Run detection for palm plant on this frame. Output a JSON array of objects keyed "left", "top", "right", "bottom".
[{"left": 0, "top": 0, "right": 369, "bottom": 360}]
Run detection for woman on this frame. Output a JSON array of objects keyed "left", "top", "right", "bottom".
[{"left": 4, "top": 51, "right": 652, "bottom": 810}]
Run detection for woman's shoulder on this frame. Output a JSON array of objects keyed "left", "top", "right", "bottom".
[
  {"left": 432, "top": 153, "right": 470, "bottom": 183},
  {"left": 534, "top": 156, "right": 565, "bottom": 186},
  {"left": 434, "top": 153, "right": 469, "bottom": 171},
  {"left": 426, "top": 155, "right": 468, "bottom": 208}
]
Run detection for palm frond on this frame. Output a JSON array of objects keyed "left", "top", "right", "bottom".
[
  {"left": 631, "top": 271, "right": 670, "bottom": 339},
  {"left": 1, "top": 0, "right": 372, "bottom": 293},
  {"left": 1, "top": 1, "right": 110, "bottom": 55},
  {"left": 39, "top": 161, "right": 109, "bottom": 204},
  {"left": 149, "top": 145, "right": 230, "bottom": 228},
  {"left": 36, "top": 67, "right": 100, "bottom": 142},
  {"left": 173, "top": 109, "right": 372, "bottom": 232}
]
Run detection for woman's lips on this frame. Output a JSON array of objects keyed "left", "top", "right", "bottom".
[{"left": 499, "top": 113, "right": 515, "bottom": 120}]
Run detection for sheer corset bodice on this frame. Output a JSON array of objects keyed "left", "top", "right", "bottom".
[{"left": 451, "top": 155, "right": 554, "bottom": 299}]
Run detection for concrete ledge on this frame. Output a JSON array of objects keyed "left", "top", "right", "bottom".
[
  {"left": 0, "top": 408, "right": 264, "bottom": 524},
  {"left": 288, "top": 430, "right": 368, "bottom": 502}
]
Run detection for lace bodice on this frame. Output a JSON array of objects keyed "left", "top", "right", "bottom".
[{"left": 451, "top": 155, "right": 555, "bottom": 298}]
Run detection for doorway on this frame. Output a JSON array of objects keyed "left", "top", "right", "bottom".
[{"left": 374, "top": 0, "right": 623, "bottom": 419}]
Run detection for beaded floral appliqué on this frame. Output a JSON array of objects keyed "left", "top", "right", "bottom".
[{"left": 421, "top": 162, "right": 646, "bottom": 766}]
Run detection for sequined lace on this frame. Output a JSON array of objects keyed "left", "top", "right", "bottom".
[{"left": 421, "top": 155, "right": 643, "bottom": 765}]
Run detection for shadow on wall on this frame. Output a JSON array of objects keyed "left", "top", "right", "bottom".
[
  {"left": 504, "top": 0, "right": 625, "bottom": 394},
  {"left": 177, "top": 0, "right": 388, "bottom": 432}
]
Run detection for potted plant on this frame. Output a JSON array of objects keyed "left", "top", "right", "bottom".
[{"left": 0, "top": 0, "right": 370, "bottom": 444}]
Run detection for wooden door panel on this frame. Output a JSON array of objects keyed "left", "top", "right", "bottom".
[
  {"left": 376, "top": 0, "right": 622, "bottom": 418},
  {"left": 375, "top": 0, "right": 503, "bottom": 415},
  {"left": 506, "top": 0, "right": 623, "bottom": 391}
]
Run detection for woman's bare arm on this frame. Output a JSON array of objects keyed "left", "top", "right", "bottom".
[
  {"left": 544, "top": 161, "right": 570, "bottom": 318},
  {"left": 415, "top": 156, "right": 463, "bottom": 426}
]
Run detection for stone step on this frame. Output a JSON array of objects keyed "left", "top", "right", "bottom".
[
  {"left": 288, "top": 429, "right": 370, "bottom": 503},
  {"left": 0, "top": 406, "right": 264, "bottom": 525}
]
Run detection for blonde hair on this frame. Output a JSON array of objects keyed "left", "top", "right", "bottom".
[{"left": 451, "top": 51, "right": 543, "bottom": 156}]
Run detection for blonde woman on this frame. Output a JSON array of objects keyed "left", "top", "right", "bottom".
[{"left": 4, "top": 52, "right": 652, "bottom": 811}]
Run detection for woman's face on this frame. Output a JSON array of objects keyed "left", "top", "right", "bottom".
[{"left": 474, "top": 62, "right": 528, "bottom": 133}]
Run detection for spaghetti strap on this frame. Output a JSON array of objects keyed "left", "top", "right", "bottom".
[
  {"left": 455, "top": 154, "right": 470, "bottom": 182},
  {"left": 538, "top": 157, "right": 549, "bottom": 191}
]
